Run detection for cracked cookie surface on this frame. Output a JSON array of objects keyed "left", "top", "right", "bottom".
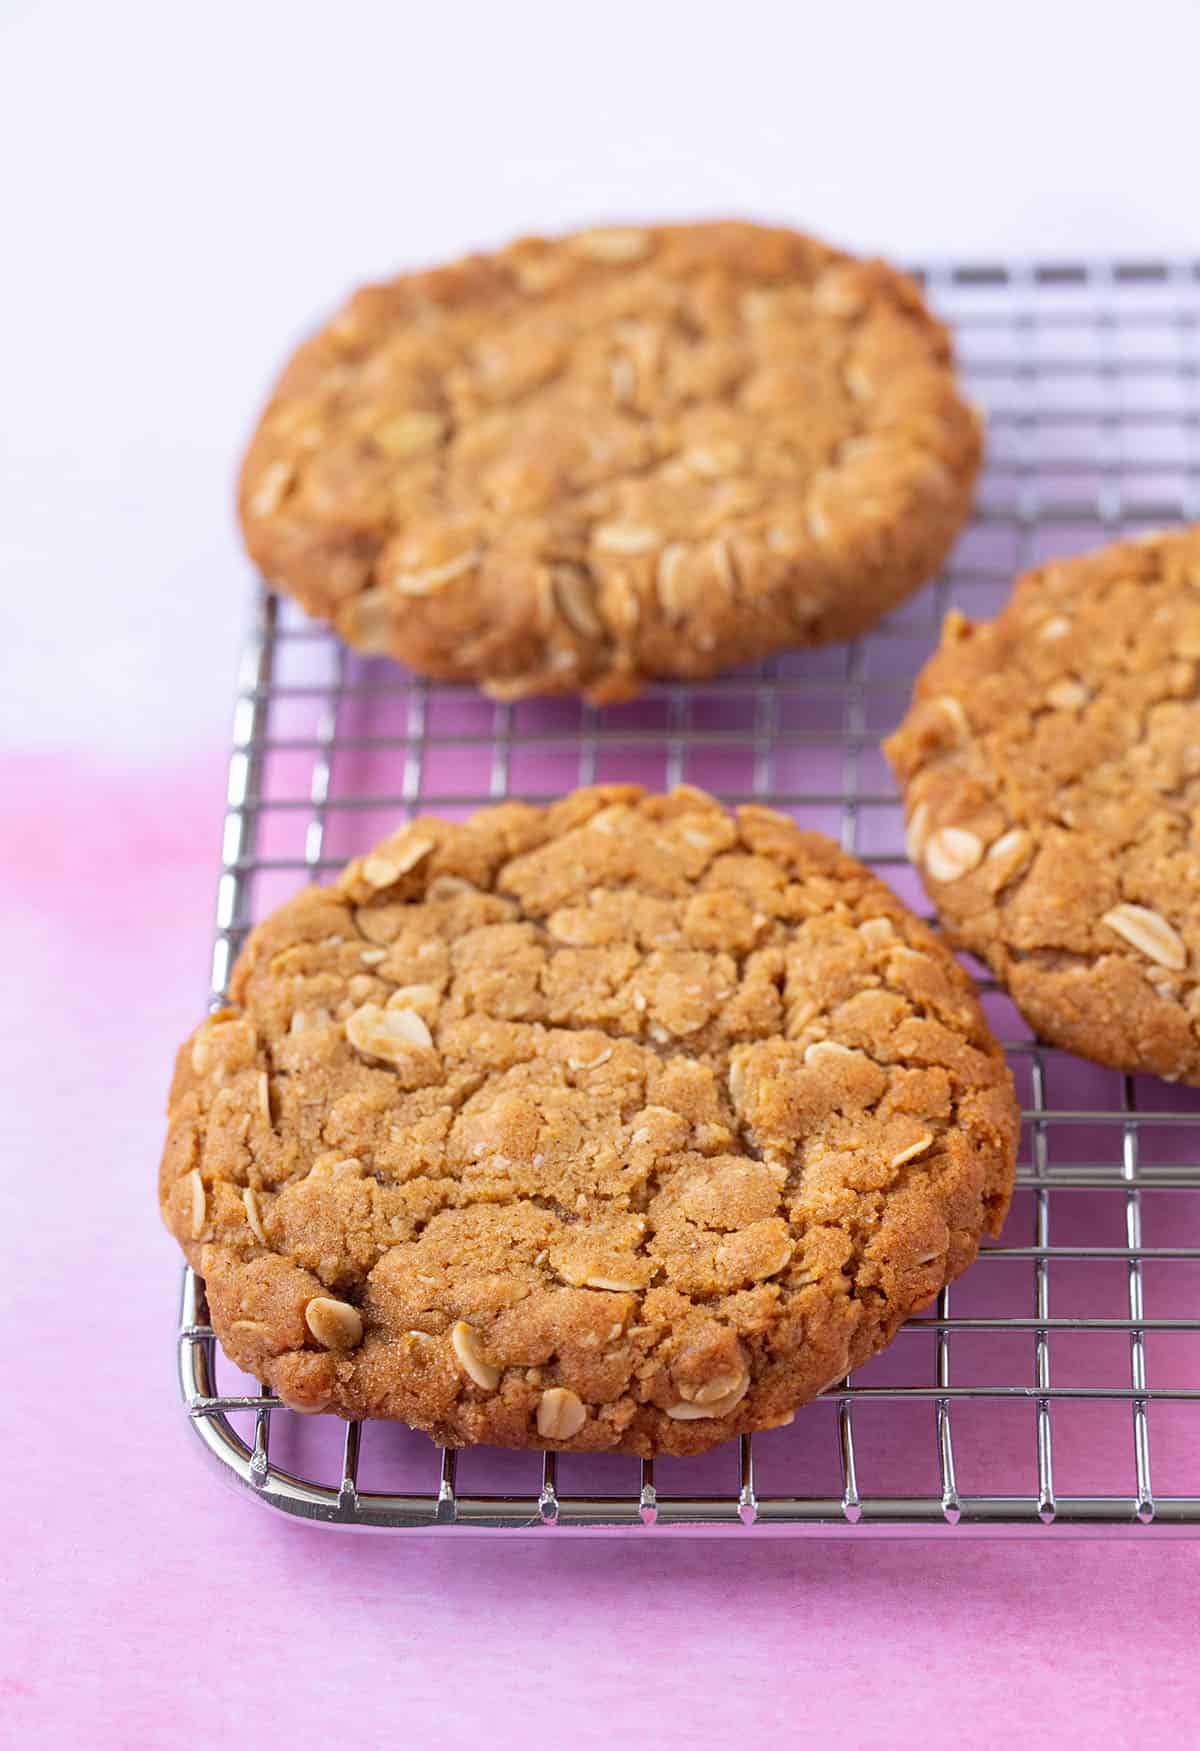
[
  {"left": 885, "top": 525, "right": 1200, "bottom": 1083},
  {"left": 239, "top": 221, "right": 980, "bottom": 702},
  {"left": 160, "top": 786, "right": 1016, "bottom": 1455}
]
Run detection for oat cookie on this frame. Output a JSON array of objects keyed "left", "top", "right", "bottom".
[
  {"left": 239, "top": 222, "right": 980, "bottom": 702},
  {"left": 885, "top": 526, "right": 1200, "bottom": 1082},
  {"left": 160, "top": 786, "right": 1016, "bottom": 1455}
]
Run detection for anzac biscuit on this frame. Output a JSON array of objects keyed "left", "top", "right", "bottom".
[
  {"left": 239, "top": 221, "right": 980, "bottom": 701},
  {"left": 160, "top": 786, "right": 1016, "bottom": 1455},
  {"left": 886, "top": 526, "right": 1200, "bottom": 1082}
]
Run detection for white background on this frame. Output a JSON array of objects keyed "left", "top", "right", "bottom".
[{"left": 4, "top": 0, "right": 1199, "bottom": 756}]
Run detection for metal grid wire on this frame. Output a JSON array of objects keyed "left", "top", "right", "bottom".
[{"left": 179, "top": 257, "right": 1200, "bottom": 1534}]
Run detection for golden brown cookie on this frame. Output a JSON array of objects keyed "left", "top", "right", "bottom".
[
  {"left": 239, "top": 222, "right": 980, "bottom": 701},
  {"left": 885, "top": 526, "right": 1200, "bottom": 1083},
  {"left": 160, "top": 786, "right": 1016, "bottom": 1455}
]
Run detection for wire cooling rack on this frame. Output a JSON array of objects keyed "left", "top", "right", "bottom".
[{"left": 179, "top": 257, "right": 1200, "bottom": 1535}]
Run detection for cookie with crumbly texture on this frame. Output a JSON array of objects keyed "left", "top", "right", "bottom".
[
  {"left": 239, "top": 221, "right": 980, "bottom": 702},
  {"left": 160, "top": 785, "right": 1016, "bottom": 1455},
  {"left": 885, "top": 526, "right": 1200, "bottom": 1083}
]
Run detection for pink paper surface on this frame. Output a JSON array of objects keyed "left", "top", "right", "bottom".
[{"left": 4, "top": 750, "right": 1200, "bottom": 1749}]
